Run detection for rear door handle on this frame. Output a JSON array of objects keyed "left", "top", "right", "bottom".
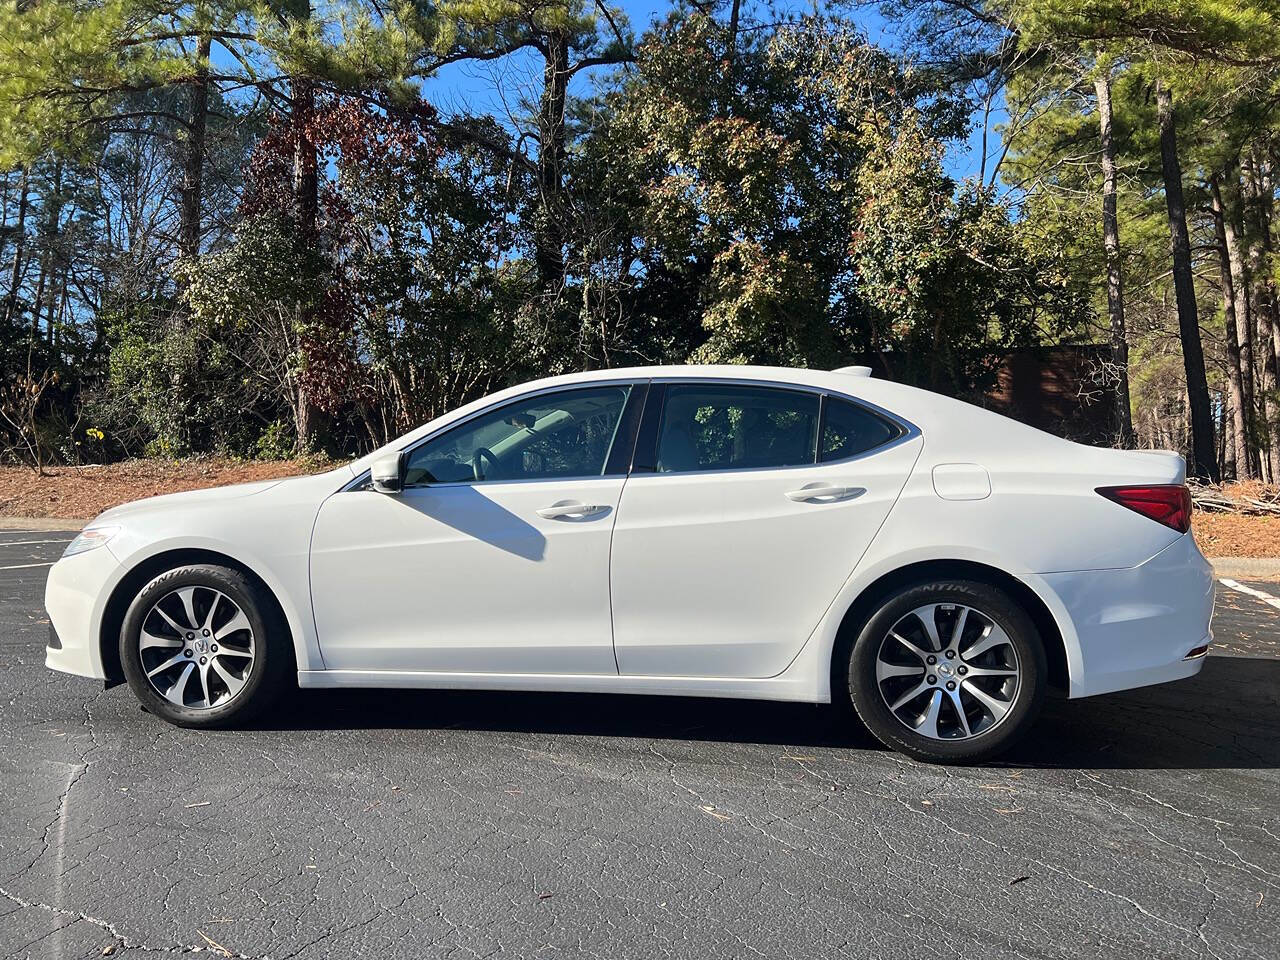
[
  {"left": 785, "top": 483, "right": 854, "bottom": 502},
  {"left": 536, "top": 501, "right": 609, "bottom": 520}
]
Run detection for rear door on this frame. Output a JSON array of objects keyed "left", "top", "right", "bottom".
[{"left": 608, "top": 381, "right": 922, "bottom": 678}]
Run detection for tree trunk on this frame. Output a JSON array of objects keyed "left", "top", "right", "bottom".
[
  {"left": 1220, "top": 170, "right": 1258, "bottom": 475},
  {"left": 1256, "top": 299, "right": 1280, "bottom": 484},
  {"left": 1094, "top": 73, "right": 1134, "bottom": 447},
  {"left": 29, "top": 258, "right": 46, "bottom": 343},
  {"left": 1244, "top": 155, "right": 1280, "bottom": 481},
  {"left": 1256, "top": 161, "right": 1280, "bottom": 394},
  {"left": 29, "top": 162, "right": 61, "bottom": 347},
  {"left": 177, "top": 31, "right": 211, "bottom": 262},
  {"left": 50, "top": 265, "right": 67, "bottom": 351},
  {"left": 1156, "top": 83, "right": 1218, "bottom": 481},
  {"left": 1210, "top": 175, "right": 1251, "bottom": 478},
  {"left": 1218, "top": 390, "right": 1229, "bottom": 475},
  {"left": 3, "top": 165, "right": 29, "bottom": 326},
  {"left": 167, "top": 28, "right": 211, "bottom": 452},
  {"left": 534, "top": 30, "right": 570, "bottom": 291},
  {"left": 291, "top": 35, "right": 320, "bottom": 452},
  {"left": 292, "top": 78, "right": 318, "bottom": 243},
  {"left": 728, "top": 0, "right": 742, "bottom": 63},
  {"left": 295, "top": 390, "right": 314, "bottom": 452}
]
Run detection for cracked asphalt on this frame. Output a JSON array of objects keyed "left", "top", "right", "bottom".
[{"left": 1, "top": 529, "right": 1278, "bottom": 959}]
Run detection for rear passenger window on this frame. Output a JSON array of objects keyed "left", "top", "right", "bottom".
[
  {"left": 819, "top": 397, "right": 903, "bottom": 462},
  {"left": 656, "top": 385, "right": 819, "bottom": 473}
]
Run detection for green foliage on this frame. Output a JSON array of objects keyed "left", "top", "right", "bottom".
[
  {"left": 176, "top": 211, "right": 314, "bottom": 453},
  {"left": 852, "top": 118, "right": 1083, "bottom": 393},
  {"left": 1010, "top": 0, "right": 1280, "bottom": 64},
  {"left": 95, "top": 288, "right": 265, "bottom": 457},
  {"left": 588, "top": 11, "right": 1085, "bottom": 387},
  {"left": 255, "top": 419, "right": 294, "bottom": 459},
  {"left": 0, "top": 0, "right": 1103, "bottom": 465}
]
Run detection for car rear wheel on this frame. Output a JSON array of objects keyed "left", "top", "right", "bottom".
[
  {"left": 846, "top": 580, "right": 1046, "bottom": 763},
  {"left": 119, "top": 564, "right": 290, "bottom": 727}
]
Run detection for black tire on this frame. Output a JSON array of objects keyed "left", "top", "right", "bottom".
[
  {"left": 845, "top": 579, "right": 1046, "bottom": 764},
  {"left": 119, "top": 563, "right": 291, "bottom": 728}
]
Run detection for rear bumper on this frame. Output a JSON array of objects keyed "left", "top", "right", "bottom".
[
  {"left": 44, "top": 545, "right": 122, "bottom": 680},
  {"left": 1044, "top": 533, "right": 1214, "bottom": 699}
]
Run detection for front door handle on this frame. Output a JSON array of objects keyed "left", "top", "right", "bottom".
[
  {"left": 785, "top": 483, "right": 855, "bottom": 502},
  {"left": 536, "top": 501, "right": 609, "bottom": 520}
]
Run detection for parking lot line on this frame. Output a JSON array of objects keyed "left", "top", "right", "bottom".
[
  {"left": 0, "top": 538, "right": 72, "bottom": 546},
  {"left": 1218, "top": 578, "right": 1280, "bottom": 611},
  {"left": 0, "top": 561, "right": 55, "bottom": 570}
]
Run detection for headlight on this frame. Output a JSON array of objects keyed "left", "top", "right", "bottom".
[{"left": 62, "top": 525, "right": 121, "bottom": 558}]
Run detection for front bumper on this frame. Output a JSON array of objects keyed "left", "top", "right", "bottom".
[
  {"left": 1044, "top": 533, "right": 1214, "bottom": 699},
  {"left": 44, "top": 544, "right": 123, "bottom": 680}
]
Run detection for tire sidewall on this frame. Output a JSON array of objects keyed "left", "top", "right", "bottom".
[
  {"left": 847, "top": 580, "right": 1046, "bottom": 763},
  {"left": 120, "top": 564, "right": 279, "bottom": 727}
]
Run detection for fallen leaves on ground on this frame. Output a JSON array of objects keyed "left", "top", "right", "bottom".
[
  {"left": 1192, "top": 512, "right": 1280, "bottom": 558},
  {"left": 0, "top": 457, "right": 330, "bottom": 520}
]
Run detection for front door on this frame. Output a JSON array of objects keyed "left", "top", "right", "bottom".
[
  {"left": 609, "top": 382, "right": 922, "bottom": 679},
  {"left": 310, "top": 383, "right": 641, "bottom": 674}
]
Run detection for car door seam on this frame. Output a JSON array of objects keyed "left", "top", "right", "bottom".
[{"left": 770, "top": 434, "right": 928, "bottom": 678}]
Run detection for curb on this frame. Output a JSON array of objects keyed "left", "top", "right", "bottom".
[
  {"left": 1209, "top": 556, "right": 1280, "bottom": 581},
  {"left": 0, "top": 516, "right": 86, "bottom": 532}
]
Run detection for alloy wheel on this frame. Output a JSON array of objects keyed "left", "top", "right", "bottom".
[
  {"left": 137, "top": 585, "right": 256, "bottom": 710},
  {"left": 874, "top": 602, "right": 1021, "bottom": 741}
]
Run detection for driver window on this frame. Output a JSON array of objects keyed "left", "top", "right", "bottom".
[{"left": 402, "top": 385, "right": 632, "bottom": 485}]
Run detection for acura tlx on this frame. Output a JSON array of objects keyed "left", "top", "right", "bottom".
[{"left": 45, "top": 365, "right": 1212, "bottom": 763}]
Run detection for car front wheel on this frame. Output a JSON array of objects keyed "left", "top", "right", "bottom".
[
  {"left": 846, "top": 580, "right": 1046, "bottom": 764},
  {"left": 119, "top": 563, "right": 290, "bottom": 727}
]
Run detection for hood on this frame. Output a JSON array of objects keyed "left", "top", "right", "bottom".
[{"left": 93, "top": 478, "right": 288, "bottom": 524}]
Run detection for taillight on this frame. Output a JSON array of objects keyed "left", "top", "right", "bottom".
[{"left": 1096, "top": 484, "right": 1192, "bottom": 533}]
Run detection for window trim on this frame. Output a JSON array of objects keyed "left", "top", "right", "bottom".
[
  {"left": 346, "top": 380, "right": 648, "bottom": 491},
  {"left": 629, "top": 382, "right": 667, "bottom": 474},
  {"left": 817, "top": 391, "right": 908, "bottom": 465},
  {"left": 604, "top": 381, "right": 650, "bottom": 476},
  {"left": 344, "top": 375, "right": 919, "bottom": 491},
  {"left": 631, "top": 377, "right": 917, "bottom": 478}
]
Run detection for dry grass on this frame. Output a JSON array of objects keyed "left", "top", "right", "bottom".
[{"left": 0, "top": 458, "right": 325, "bottom": 520}]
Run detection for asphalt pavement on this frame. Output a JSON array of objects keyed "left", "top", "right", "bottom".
[{"left": 1, "top": 529, "right": 1277, "bottom": 959}]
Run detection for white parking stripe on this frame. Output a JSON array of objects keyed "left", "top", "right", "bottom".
[
  {"left": 1218, "top": 578, "right": 1280, "bottom": 611},
  {"left": 0, "top": 538, "right": 72, "bottom": 546},
  {"left": 0, "top": 561, "right": 55, "bottom": 570}
]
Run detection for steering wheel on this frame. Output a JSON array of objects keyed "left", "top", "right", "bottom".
[{"left": 472, "top": 446, "right": 501, "bottom": 481}]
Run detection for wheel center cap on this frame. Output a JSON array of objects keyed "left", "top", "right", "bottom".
[
  {"left": 193, "top": 639, "right": 208, "bottom": 654},
  {"left": 937, "top": 662, "right": 955, "bottom": 678}
]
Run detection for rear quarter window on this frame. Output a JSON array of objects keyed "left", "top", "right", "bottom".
[{"left": 819, "top": 396, "right": 904, "bottom": 462}]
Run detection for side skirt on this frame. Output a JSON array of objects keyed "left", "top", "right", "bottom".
[{"left": 296, "top": 668, "right": 825, "bottom": 704}]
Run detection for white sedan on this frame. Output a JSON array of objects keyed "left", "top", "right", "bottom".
[{"left": 45, "top": 365, "right": 1213, "bottom": 762}]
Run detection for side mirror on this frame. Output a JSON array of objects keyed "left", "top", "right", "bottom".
[{"left": 370, "top": 452, "right": 405, "bottom": 494}]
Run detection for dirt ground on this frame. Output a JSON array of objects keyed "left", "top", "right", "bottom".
[
  {"left": 2, "top": 459, "right": 1278, "bottom": 557},
  {"left": 0, "top": 458, "right": 321, "bottom": 521}
]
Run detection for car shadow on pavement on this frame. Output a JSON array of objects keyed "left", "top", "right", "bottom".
[
  {"left": 255, "top": 653, "right": 1279, "bottom": 771},
  {"left": 1006, "top": 653, "right": 1280, "bottom": 771}
]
